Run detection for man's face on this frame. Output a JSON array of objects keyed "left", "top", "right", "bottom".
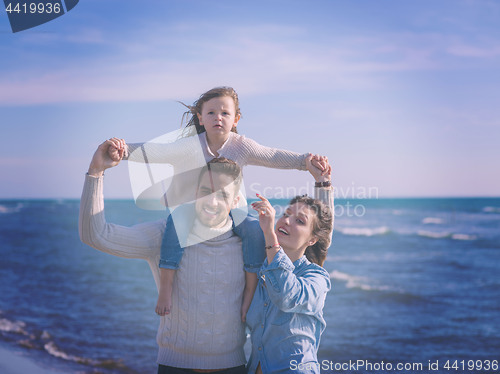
[{"left": 195, "top": 170, "right": 239, "bottom": 228}]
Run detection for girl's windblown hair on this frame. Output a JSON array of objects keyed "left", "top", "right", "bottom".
[{"left": 180, "top": 87, "right": 241, "bottom": 135}]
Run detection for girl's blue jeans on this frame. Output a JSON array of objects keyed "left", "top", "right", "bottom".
[{"left": 159, "top": 204, "right": 266, "bottom": 273}]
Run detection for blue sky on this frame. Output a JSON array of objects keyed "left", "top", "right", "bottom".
[{"left": 1, "top": 0, "right": 499, "bottom": 198}]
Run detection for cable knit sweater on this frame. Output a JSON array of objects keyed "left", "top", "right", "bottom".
[
  {"left": 79, "top": 174, "right": 246, "bottom": 369},
  {"left": 126, "top": 132, "right": 308, "bottom": 170},
  {"left": 78, "top": 173, "right": 333, "bottom": 369},
  {"left": 125, "top": 132, "right": 309, "bottom": 210}
]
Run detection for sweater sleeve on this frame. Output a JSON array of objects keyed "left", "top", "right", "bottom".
[
  {"left": 237, "top": 136, "right": 308, "bottom": 170},
  {"left": 78, "top": 174, "right": 165, "bottom": 260},
  {"left": 260, "top": 249, "right": 331, "bottom": 315},
  {"left": 315, "top": 185, "right": 334, "bottom": 237},
  {"left": 124, "top": 135, "right": 200, "bottom": 164}
]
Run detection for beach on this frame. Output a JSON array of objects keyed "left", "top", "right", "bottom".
[{"left": 0, "top": 342, "right": 68, "bottom": 374}]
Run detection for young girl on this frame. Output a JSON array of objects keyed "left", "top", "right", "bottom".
[{"left": 109, "top": 87, "right": 328, "bottom": 320}]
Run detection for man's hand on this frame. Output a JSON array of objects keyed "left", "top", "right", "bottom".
[
  {"left": 306, "top": 154, "right": 331, "bottom": 183},
  {"left": 88, "top": 138, "right": 126, "bottom": 177},
  {"left": 309, "top": 153, "right": 331, "bottom": 176}
]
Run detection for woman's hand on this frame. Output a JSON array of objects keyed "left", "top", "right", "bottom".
[
  {"left": 88, "top": 138, "right": 126, "bottom": 177},
  {"left": 306, "top": 154, "right": 331, "bottom": 183},
  {"left": 251, "top": 194, "right": 280, "bottom": 263},
  {"left": 251, "top": 194, "right": 276, "bottom": 235}
]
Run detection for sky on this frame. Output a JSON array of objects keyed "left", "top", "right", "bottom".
[{"left": 1, "top": 0, "right": 499, "bottom": 199}]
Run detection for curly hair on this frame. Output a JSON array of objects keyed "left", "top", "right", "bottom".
[
  {"left": 180, "top": 87, "right": 241, "bottom": 135},
  {"left": 289, "top": 195, "right": 333, "bottom": 267}
]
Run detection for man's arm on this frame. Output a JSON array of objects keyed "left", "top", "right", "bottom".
[
  {"left": 79, "top": 139, "right": 165, "bottom": 260},
  {"left": 79, "top": 174, "right": 165, "bottom": 260}
]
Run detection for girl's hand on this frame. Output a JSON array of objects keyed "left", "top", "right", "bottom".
[
  {"left": 251, "top": 194, "right": 276, "bottom": 235},
  {"left": 306, "top": 154, "right": 332, "bottom": 183}
]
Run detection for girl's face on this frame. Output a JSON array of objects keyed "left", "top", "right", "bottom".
[
  {"left": 275, "top": 202, "right": 318, "bottom": 254},
  {"left": 197, "top": 96, "right": 240, "bottom": 140}
]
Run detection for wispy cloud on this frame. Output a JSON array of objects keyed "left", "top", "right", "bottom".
[{"left": 1, "top": 19, "right": 499, "bottom": 105}]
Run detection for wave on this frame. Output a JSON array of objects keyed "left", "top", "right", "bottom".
[
  {"left": 483, "top": 206, "right": 500, "bottom": 213},
  {"left": 337, "top": 226, "right": 390, "bottom": 237},
  {"left": 0, "top": 317, "right": 28, "bottom": 335},
  {"left": 418, "top": 230, "right": 451, "bottom": 239},
  {"left": 451, "top": 233, "right": 477, "bottom": 241},
  {"left": 418, "top": 230, "right": 477, "bottom": 241},
  {"left": 329, "top": 270, "right": 393, "bottom": 292},
  {"left": 0, "top": 311, "right": 135, "bottom": 373},
  {"left": 0, "top": 203, "right": 23, "bottom": 214},
  {"left": 422, "top": 217, "right": 444, "bottom": 224}
]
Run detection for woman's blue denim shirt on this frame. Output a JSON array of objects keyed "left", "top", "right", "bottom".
[{"left": 246, "top": 248, "right": 331, "bottom": 374}]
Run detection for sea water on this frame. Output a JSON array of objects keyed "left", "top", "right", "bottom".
[{"left": 0, "top": 198, "right": 499, "bottom": 373}]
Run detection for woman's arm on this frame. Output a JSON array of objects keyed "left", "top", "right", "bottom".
[
  {"left": 79, "top": 140, "right": 165, "bottom": 260},
  {"left": 261, "top": 249, "right": 331, "bottom": 314},
  {"left": 308, "top": 155, "right": 334, "bottom": 233}
]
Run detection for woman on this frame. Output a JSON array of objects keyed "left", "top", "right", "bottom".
[{"left": 247, "top": 157, "right": 333, "bottom": 374}]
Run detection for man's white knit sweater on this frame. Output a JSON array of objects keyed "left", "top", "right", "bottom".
[{"left": 79, "top": 174, "right": 246, "bottom": 369}]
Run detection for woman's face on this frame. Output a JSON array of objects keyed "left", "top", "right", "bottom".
[{"left": 275, "top": 202, "right": 317, "bottom": 252}]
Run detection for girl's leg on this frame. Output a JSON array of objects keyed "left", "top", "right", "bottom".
[
  {"left": 232, "top": 214, "right": 265, "bottom": 322},
  {"left": 156, "top": 268, "right": 175, "bottom": 316},
  {"left": 231, "top": 213, "right": 266, "bottom": 273},
  {"left": 156, "top": 204, "right": 196, "bottom": 314},
  {"left": 241, "top": 271, "right": 257, "bottom": 322}
]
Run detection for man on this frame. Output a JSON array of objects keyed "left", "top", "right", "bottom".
[{"left": 80, "top": 138, "right": 250, "bottom": 374}]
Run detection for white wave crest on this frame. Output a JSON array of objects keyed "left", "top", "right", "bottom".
[
  {"left": 422, "top": 217, "right": 444, "bottom": 224},
  {"left": 418, "top": 230, "right": 451, "bottom": 239},
  {"left": 44, "top": 341, "right": 96, "bottom": 365},
  {"left": 0, "top": 318, "right": 28, "bottom": 335},
  {"left": 329, "top": 270, "right": 392, "bottom": 292},
  {"left": 483, "top": 206, "right": 500, "bottom": 213},
  {"left": 0, "top": 203, "right": 23, "bottom": 214},
  {"left": 451, "top": 233, "right": 477, "bottom": 241},
  {"left": 418, "top": 230, "right": 477, "bottom": 240},
  {"left": 337, "top": 226, "right": 390, "bottom": 237}
]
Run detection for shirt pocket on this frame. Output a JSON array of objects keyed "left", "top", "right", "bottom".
[{"left": 271, "top": 311, "right": 294, "bottom": 326}]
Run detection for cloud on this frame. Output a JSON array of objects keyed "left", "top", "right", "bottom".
[
  {"left": 447, "top": 44, "right": 500, "bottom": 58},
  {"left": 1, "top": 20, "right": 499, "bottom": 105}
]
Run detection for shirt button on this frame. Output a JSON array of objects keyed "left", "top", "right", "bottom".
[
  {"left": 264, "top": 303, "right": 268, "bottom": 307},
  {"left": 261, "top": 324, "right": 264, "bottom": 328},
  {"left": 258, "top": 347, "right": 262, "bottom": 351}
]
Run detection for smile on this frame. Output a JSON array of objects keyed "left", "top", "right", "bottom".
[
  {"left": 203, "top": 207, "right": 218, "bottom": 216},
  {"left": 277, "top": 227, "right": 289, "bottom": 235}
]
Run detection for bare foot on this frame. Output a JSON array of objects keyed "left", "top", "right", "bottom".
[
  {"left": 156, "top": 268, "right": 175, "bottom": 316},
  {"left": 155, "top": 293, "right": 171, "bottom": 316}
]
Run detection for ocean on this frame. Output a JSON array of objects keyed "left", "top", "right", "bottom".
[{"left": 0, "top": 198, "right": 499, "bottom": 373}]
